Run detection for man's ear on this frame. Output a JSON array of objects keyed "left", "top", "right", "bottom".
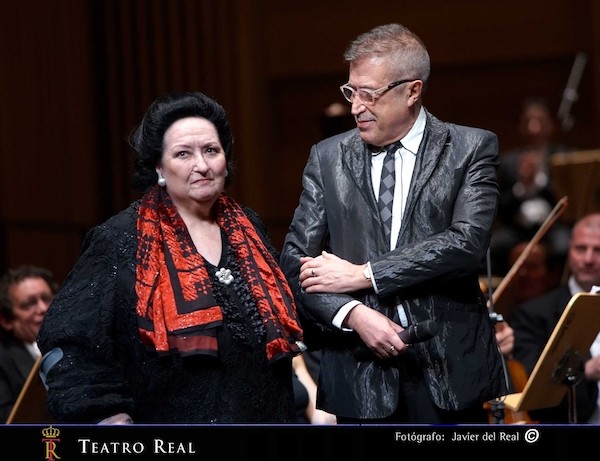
[
  {"left": 0, "top": 316, "right": 13, "bottom": 331},
  {"left": 407, "top": 80, "right": 423, "bottom": 105}
]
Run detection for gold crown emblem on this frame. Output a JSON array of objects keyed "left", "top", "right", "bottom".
[{"left": 42, "top": 425, "right": 60, "bottom": 438}]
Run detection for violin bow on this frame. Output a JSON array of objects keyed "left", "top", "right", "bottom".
[{"left": 491, "top": 196, "right": 569, "bottom": 307}]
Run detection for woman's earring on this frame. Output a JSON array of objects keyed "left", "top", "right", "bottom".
[{"left": 157, "top": 174, "right": 166, "bottom": 187}]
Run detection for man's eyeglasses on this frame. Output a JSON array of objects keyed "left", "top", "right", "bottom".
[{"left": 339, "top": 79, "right": 417, "bottom": 105}]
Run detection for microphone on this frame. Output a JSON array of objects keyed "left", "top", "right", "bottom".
[
  {"left": 353, "top": 320, "right": 439, "bottom": 361},
  {"left": 398, "top": 319, "right": 439, "bottom": 344}
]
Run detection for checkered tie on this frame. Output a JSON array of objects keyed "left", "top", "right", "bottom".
[{"left": 378, "top": 143, "right": 401, "bottom": 246}]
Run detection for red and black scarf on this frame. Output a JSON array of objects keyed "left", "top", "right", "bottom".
[{"left": 135, "top": 186, "right": 304, "bottom": 362}]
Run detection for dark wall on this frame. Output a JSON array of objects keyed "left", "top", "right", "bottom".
[{"left": 1, "top": 0, "right": 599, "bottom": 282}]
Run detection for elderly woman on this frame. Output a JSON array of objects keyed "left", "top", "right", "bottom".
[{"left": 38, "top": 91, "right": 304, "bottom": 424}]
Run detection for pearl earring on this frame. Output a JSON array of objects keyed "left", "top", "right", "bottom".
[{"left": 157, "top": 175, "right": 166, "bottom": 187}]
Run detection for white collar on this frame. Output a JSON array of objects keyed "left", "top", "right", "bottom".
[{"left": 399, "top": 107, "right": 426, "bottom": 156}]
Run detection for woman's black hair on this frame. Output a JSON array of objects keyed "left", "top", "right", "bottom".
[{"left": 129, "top": 91, "right": 234, "bottom": 193}]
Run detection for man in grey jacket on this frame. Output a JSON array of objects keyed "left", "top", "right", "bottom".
[{"left": 281, "top": 23, "right": 505, "bottom": 423}]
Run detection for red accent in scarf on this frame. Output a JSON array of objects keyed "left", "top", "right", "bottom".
[{"left": 135, "top": 187, "right": 303, "bottom": 361}]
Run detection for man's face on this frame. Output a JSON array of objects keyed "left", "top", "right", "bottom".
[
  {"left": 510, "top": 244, "right": 553, "bottom": 303},
  {"left": 3, "top": 277, "right": 53, "bottom": 343},
  {"left": 568, "top": 225, "right": 600, "bottom": 292},
  {"left": 346, "top": 57, "right": 420, "bottom": 148}
]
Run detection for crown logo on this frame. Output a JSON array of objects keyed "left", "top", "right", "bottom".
[{"left": 42, "top": 425, "right": 60, "bottom": 439}]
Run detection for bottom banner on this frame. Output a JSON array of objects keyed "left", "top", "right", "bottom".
[{"left": 1, "top": 423, "right": 595, "bottom": 460}]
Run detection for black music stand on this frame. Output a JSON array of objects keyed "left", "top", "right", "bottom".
[
  {"left": 503, "top": 292, "right": 600, "bottom": 423},
  {"left": 550, "top": 149, "right": 600, "bottom": 223}
]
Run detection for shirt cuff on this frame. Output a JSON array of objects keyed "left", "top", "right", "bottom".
[
  {"left": 332, "top": 300, "right": 361, "bottom": 331},
  {"left": 365, "top": 262, "right": 380, "bottom": 293},
  {"left": 97, "top": 413, "right": 134, "bottom": 425}
]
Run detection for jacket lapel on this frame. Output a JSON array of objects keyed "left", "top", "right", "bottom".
[
  {"left": 399, "top": 111, "right": 449, "bottom": 240},
  {"left": 341, "top": 133, "right": 379, "bottom": 213}
]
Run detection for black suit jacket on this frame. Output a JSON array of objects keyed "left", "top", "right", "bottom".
[
  {"left": 281, "top": 110, "right": 505, "bottom": 419},
  {"left": 511, "top": 285, "right": 599, "bottom": 422},
  {"left": 0, "top": 334, "right": 36, "bottom": 422}
]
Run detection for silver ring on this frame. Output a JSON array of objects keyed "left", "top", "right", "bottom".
[
  {"left": 311, "top": 269, "right": 316, "bottom": 277},
  {"left": 389, "top": 345, "right": 395, "bottom": 352}
]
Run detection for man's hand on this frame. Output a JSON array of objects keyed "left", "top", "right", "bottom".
[
  {"left": 300, "top": 251, "right": 370, "bottom": 293},
  {"left": 344, "top": 304, "right": 408, "bottom": 359},
  {"left": 495, "top": 321, "right": 515, "bottom": 357},
  {"left": 585, "top": 355, "right": 600, "bottom": 381}
]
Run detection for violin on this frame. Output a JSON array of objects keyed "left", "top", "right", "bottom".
[{"left": 484, "top": 196, "right": 568, "bottom": 424}]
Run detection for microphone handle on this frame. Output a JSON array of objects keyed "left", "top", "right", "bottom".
[{"left": 398, "top": 325, "right": 415, "bottom": 344}]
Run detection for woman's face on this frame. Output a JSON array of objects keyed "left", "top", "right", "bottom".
[{"left": 158, "top": 117, "right": 227, "bottom": 213}]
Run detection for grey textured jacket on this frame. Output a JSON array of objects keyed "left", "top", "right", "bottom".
[{"left": 281, "top": 110, "right": 506, "bottom": 419}]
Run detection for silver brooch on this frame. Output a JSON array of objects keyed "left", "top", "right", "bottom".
[{"left": 215, "top": 267, "right": 234, "bottom": 285}]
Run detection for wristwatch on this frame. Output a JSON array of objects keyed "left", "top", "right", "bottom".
[{"left": 363, "top": 264, "right": 372, "bottom": 281}]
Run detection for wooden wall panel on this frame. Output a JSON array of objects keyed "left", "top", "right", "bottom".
[
  {"left": 0, "top": 0, "right": 599, "bottom": 280},
  {"left": 5, "top": 227, "right": 87, "bottom": 281},
  {"left": 0, "top": 0, "right": 98, "bottom": 280}
]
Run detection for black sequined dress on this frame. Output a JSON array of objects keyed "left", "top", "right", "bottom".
[{"left": 38, "top": 201, "right": 295, "bottom": 423}]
